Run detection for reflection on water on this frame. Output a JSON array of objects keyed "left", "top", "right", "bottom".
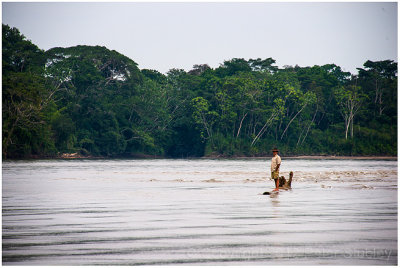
[
  {"left": 269, "top": 193, "right": 281, "bottom": 219},
  {"left": 267, "top": 191, "right": 280, "bottom": 207},
  {"left": 2, "top": 159, "right": 397, "bottom": 265}
]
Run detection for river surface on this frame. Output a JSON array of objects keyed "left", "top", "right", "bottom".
[{"left": 2, "top": 158, "right": 397, "bottom": 265}]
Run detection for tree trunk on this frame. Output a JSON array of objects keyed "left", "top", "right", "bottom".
[
  {"left": 3, "top": 117, "right": 19, "bottom": 159},
  {"left": 344, "top": 115, "right": 349, "bottom": 140},
  {"left": 251, "top": 112, "right": 276, "bottom": 146},
  {"left": 280, "top": 104, "right": 306, "bottom": 140},
  {"left": 350, "top": 117, "right": 354, "bottom": 138},
  {"left": 236, "top": 112, "right": 248, "bottom": 138},
  {"left": 297, "top": 107, "right": 318, "bottom": 146}
]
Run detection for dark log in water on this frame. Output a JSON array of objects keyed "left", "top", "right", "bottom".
[{"left": 263, "top": 171, "right": 293, "bottom": 195}]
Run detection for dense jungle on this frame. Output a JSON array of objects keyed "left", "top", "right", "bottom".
[{"left": 2, "top": 24, "right": 397, "bottom": 158}]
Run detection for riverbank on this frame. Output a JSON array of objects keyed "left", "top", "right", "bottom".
[
  {"left": 5, "top": 153, "right": 396, "bottom": 161},
  {"left": 276, "top": 155, "right": 397, "bottom": 160},
  {"left": 201, "top": 154, "right": 398, "bottom": 161}
]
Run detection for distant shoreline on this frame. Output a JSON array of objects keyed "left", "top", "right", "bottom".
[
  {"left": 4, "top": 154, "right": 396, "bottom": 161},
  {"left": 202, "top": 155, "right": 398, "bottom": 161},
  {"left": 278, "top": 155, "right": 397, "bottom": 160}
]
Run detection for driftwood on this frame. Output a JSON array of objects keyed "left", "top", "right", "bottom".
[
  {"left": 263, "top": 171, "right": 293, "bottom": 195},
  {"left": 278, "top": 171, "right": 293, "bottom": 189}
]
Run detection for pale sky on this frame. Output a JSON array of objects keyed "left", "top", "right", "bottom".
[{"left": 2, "top": 2, "right": 398, "bottom": 74}]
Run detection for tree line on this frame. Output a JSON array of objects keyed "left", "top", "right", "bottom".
[{"left": 2, "top": 24, "right": 397, "bottom": 159}]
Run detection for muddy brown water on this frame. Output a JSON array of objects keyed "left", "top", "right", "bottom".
[{"left": 2, "top": 159, "right": 397, "bottom": 265}]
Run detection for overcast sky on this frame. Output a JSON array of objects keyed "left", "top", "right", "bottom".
[{"left": 2, "top": 2, "right": 398, "bottom": 74}]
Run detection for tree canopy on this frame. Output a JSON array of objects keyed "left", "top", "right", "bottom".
[{"left": 2, "top": 24, "right": 397, "bottom": 158}]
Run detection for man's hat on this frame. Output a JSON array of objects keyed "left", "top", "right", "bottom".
[{"left": 272, "top": 148, "right": 279, "bottom": 152}]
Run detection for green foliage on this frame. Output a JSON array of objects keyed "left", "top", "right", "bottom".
[
  {"left": 2, "top": 24, "right": 45, "bottom": 74},
  {"left": 2, "top": 24, "right": 397, "bottom": 158}
]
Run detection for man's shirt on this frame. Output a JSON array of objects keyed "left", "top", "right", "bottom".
[{"left": 271, "top": 154, "right": 281, "bottom": 172}]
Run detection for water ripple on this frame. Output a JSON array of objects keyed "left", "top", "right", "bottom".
[{"left": 2, "top": 159, "right": 397, "bottom": 265}]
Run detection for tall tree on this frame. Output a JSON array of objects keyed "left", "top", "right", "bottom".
[
  {"left": 334, "top": 76, "right": 365, "bottom": 139},
  {"left": 2, "top": 24, "right": 55, "bottom": 158},
  {"left": 248, "top": 57, "right": 278, "bottom": 73},
  {"left": 191, "top": 96, "right": 218, "bottom": 146},
  {"left": 357, "top": 60, "right": 397, "bottom": 116}
]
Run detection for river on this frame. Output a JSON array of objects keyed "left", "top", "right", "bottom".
[{"left": 2, "top": 158, "right": 397, "bottom": 265}]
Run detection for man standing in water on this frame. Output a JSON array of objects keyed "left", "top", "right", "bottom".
[{"left": 271, "top": 148, "right": 281, "bottom": 191}]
